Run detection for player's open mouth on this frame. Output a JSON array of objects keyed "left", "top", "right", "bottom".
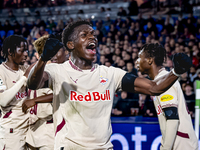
[{"left": 86, "top": 42, "right": 96, "bottom": 54}]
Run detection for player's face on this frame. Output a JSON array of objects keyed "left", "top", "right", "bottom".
[
  {"left": 135, "top": 49, "right": 149, "bottom": 75},
  {"left": 12, "top": 41, "right": 28, "bottom": 65},
  {"left": 73, "top": 24, "right": 97, "bottom": 61},
  {"left": 51, "top": 47, "right": 68, "bottom": 64}
]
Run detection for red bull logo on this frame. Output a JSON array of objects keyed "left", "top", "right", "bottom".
[
  {"left": 15, "top": 91, "right": 27, "bottom": 100},
  {"left": 100, "top": 77, "right": 108, "bottom": 85},
  {"left": 70, "top": 90, "right": 111, "bottom": 102}
]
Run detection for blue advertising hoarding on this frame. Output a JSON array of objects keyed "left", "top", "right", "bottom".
[{"left": 110, "top": 117, "right": 199, "bottom": 150}]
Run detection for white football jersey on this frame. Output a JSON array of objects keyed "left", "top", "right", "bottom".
[
  {"left": 152, "top": 69, "right": 198, "bottom": 150},
  {"left": 44, "top": 60, "right": 126, "bottom": 149}
]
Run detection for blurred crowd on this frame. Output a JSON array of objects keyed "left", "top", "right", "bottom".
[
  {"left": 0, "top": 10, "right": 200, "bottom": 118},
  {"left": 1, "top": 0, "right": 121, "bottom": 9}
]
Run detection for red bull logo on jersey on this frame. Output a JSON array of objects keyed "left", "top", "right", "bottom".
[
  {"left": 70, "top": 90, "right": 111, "bottom": 102},
  {"left": 15, "top": 91, "right": 27, "bottom": 100},
  {"left": 160, "top": 94, "right": 173, "bottom": 102},
  {"left": 100, "top": 77, "right": 108, "bottom": 85},
  {"left": 156, "top": 104, "right": 163, "bottom": 116}
]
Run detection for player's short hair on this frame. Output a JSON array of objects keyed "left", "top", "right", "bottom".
[
  {"left": 141, "top": 43, "right": 166, "bottom": 66},
  {"left": 62, "top": 20, "right": 92, "bottom": 52},
  {"left": 33, "top": 35, "right": 49, "bottom": 56},
  {"left": 2, "top": 35, "right": 28, "bottom": 58}
]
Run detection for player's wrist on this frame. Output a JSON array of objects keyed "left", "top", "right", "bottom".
[{"left": 171, "top": 68, "right": 180, "bottom": 77}]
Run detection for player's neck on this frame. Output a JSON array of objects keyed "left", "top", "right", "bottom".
[
  {"left": 5, "top": 60, "right": 19, "bottom": 71},
  {"left": 70, "top": 57, "right": 94, "bottom": 70},
  {"left": 149, "top": 66, "right": 164, "bottom": 80}
]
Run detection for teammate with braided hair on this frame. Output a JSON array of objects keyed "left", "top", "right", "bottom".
[
  {"left": 27, "top": 20, "right": 192, "bottom": 150},
  {"left": 136, "top": 43, "right": 198, "bottom": 150}
]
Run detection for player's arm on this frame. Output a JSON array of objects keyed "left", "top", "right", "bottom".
[
  {"left": 27, "top": 38, "right": 63, "bottom": 90},
  {"left": 22, "top": 93, "right": 53, "bottom": 113},
  {"left": 122, "top": 53, "right": 192, "bottom": 96},
  {"left": 161, "top": 107, "right": 179, "bottom": 150},
  {"left": 122, "top": 72, "right": 178, "bottom": 96},
  {"left": 0, "top": 63, "right": 35, "bottom": 107}
]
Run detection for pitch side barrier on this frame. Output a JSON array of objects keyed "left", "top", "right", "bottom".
[{"left": 111, "top": 116, "right": 199, "bottom": 150}]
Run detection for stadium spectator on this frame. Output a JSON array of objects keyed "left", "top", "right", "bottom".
[
  {"left": 128, "top": 0, "right": 138, "bottom": 16},
  {"left": 184, "top": 83, "right": 195, "bottom": 118},
  {"left": 117, "top": 7, "right": 127, "bottom": 16}
]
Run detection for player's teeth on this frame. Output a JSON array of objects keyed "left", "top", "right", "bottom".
[{"left": 89, "top": 43, "right": 95, "bottom": 46}]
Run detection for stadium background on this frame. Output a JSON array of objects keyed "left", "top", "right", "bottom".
[{"left": 1, "top": 0, "right": 200, "bottom": 149}]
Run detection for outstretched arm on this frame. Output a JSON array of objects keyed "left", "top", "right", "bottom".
[
  {"left": 122, "top": 53, "right": 192, "bottom": 96},
  {"left": 122, "top": 71, "right": 178, "bottom": 96},
  {"left": 22, "top": 93, "right": 53, "bottom": 113}
]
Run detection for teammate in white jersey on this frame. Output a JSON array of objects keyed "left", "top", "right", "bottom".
[
  {"left": 136, "top": 43, "right": 198, "bottom": 150},
  {"left": 27, "top": 20, "right": 192, "bottom": 150},
  {"left": 0, "top": 35, "right": 34, "bottom": 150}
]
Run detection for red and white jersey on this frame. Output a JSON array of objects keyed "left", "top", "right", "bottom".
[
  {"left": 26, "top": 88, "right": 54, "bottom": 148},
  {"left": 44, "top": 60, "right": 126, "bottom": 149},
  {"left": 152, "top": 69, "right": 198, "bottom": 150},
  {"left": 0, "top": 62, "right": 29, "bottom": 139}
]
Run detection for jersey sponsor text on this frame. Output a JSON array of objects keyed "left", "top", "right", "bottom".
[
  {"left": 160, "top": 94, "right": 173, "bottom": 102},
  {"left": 70, "top": 90, "right": 111, "bottom": 102}
]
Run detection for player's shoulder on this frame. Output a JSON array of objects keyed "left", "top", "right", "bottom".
[{"left": 0, "top": 63, "right": 7, "bottom": 75}]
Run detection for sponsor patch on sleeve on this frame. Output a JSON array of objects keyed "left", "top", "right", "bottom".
[{"left": 160, "top": 94, "right": 174, "bottom": 102}]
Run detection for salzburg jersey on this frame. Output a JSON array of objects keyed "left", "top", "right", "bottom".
[
  {"left": 152, "top": 69, "right": 198, "bottom": 150},
  {"left": 44, "top": 60, "right": 126, "bottom": 149},
  {"left": 26, "top": 88, "right": 54, "bottom": 148},
  {"left": 0, "top": 62, "right": 29, "bottom": 149}
]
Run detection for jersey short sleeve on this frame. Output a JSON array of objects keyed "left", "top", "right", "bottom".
[
  {"left": 111, "top": 67, "right": 126, "bottom": 91},
  {"left": 157, "top": 82, "right": 178, "bottom": 109}
]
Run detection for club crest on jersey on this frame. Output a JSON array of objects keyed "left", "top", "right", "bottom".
[
  {"left": 0, "top": 79, "right": 6, "bottom": 90},
  {"left": 160, "top": 94, "right": 174, "bottom": 102},
  {"left": 0, "top": 79, "right": 3, "bottom": 86},
  {"left": 99, "top": 76, "right": 108, "bottom": 85}
]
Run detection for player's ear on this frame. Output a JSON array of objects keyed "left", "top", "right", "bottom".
[
  {"left": 67, "top": 41, "right": 74, "bottom": 51},
  {"left": 8, "top": 48, "right": 12, "bottom": 56},
  {"left": 148, "top": 57, "right": 153, "bottom": 65}
]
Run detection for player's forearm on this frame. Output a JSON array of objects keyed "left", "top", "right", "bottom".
[
  {"left": 161, "top": 119, "right": 179, "bottom": 150},
  {"left": 27, "top": 58, "right": 47, "bottom": 90},
  {"left": 34, "top": 93, "right": 53, "bottom": 103},
  {"left": 150, "top": 71, "right": 178, "bottom": 96},
  {"left": 0, "top": 76, "right": 27, "bottom": 107}
]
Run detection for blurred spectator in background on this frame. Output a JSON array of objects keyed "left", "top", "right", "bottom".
[
  {"left": 128, "top": 0, "right": 138, "bottom": 16},
  {"left": 184, "top": 83, "right": 195, "bottom": 118},
  {"left": 189, "top": 65, "right": 198, "bottom": 83},
  {"left": 117, "top": 7, "right": 127, "bottom": 16},
  {"left": 35, "top": 26, "right": 48, "bottom": 39},
  {"left": 112, "top": 91, "right": 135, "bottom": 116}
]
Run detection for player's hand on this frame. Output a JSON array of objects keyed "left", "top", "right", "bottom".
[
  {"left": 22, "top": 99, "right": 36, "bottom": 113},
  {"left": 23, "top": 62, "right": 37, "bottom": 78},
  {"left": 41, "top": 37, "right": 63, "bottom": 61},
  {"left": 172, "top": 53, "right": 192, "bottom": 75}
]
